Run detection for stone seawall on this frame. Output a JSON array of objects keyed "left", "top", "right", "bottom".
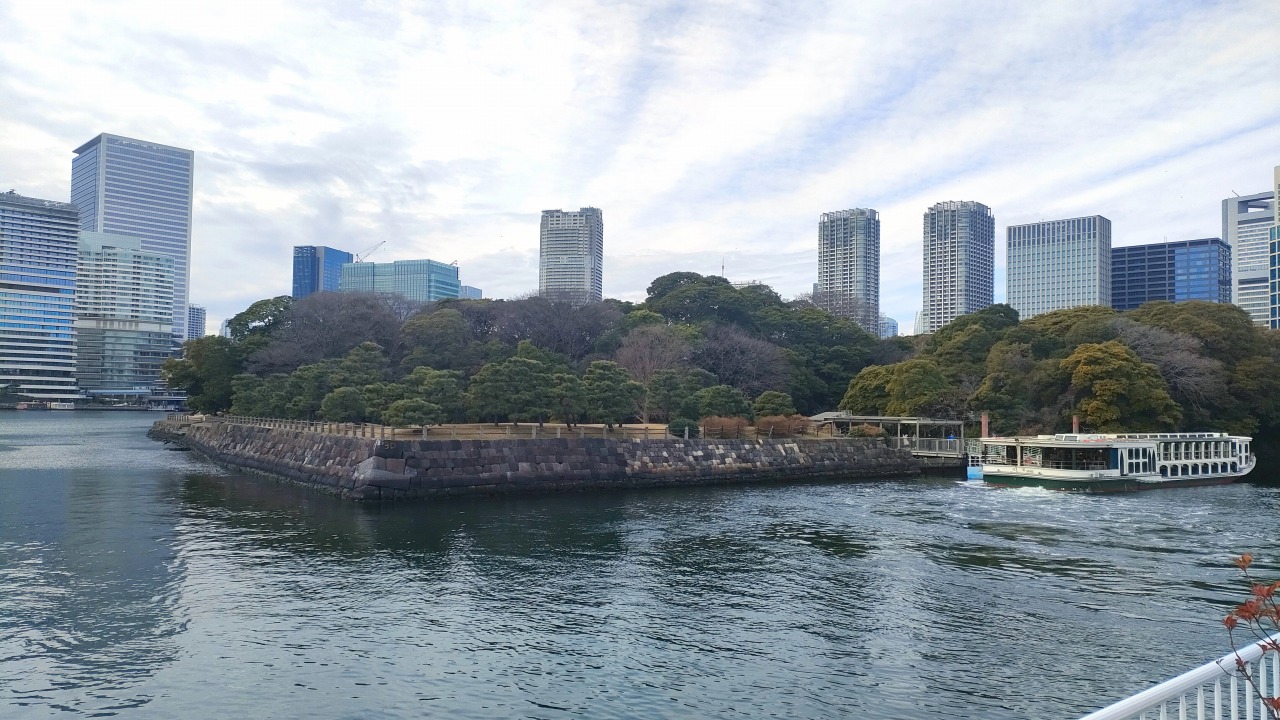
[{"left": 150, "top": 419, "right": 920, "bottom": 501}]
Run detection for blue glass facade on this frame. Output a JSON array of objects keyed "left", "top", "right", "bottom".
[
  {"left": 339, "top": 259, "right": 461, "bottom": 302},
  {"left": 71, "top": 134, "right": 194, "bottom": 340},
  {"left": 0, "top": 191, "right": 81, "bottom": 399},
  {"left": 1111, "top": 238, "right": 1232, "bottom": 311},
  {"left": 293, "top": 246, "right": 354, "bottom": 299}
]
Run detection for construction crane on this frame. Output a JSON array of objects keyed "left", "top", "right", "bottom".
[{"left": 354, "top": 240, "right": 386, "bottom": 263}]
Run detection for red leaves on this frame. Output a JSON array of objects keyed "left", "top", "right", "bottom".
[
  {"left": 1236, "top": 553, "right": 1254, "bottom": 570},
  {"left": 1224, "top": 615, "right": 1239, "bottom": 630}
]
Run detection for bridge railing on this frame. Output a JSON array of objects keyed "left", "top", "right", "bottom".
[{"left": 1078, "top": 634, "right": 1280, "bottom": 720}]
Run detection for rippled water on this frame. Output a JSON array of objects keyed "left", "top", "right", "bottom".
[{"left": 2, "top": 412, "right": 1278, "bottom": 718}]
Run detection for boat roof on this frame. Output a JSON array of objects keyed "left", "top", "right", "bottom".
[{"left": 979, "top": 432, "right": 1251, "bottom": 446}]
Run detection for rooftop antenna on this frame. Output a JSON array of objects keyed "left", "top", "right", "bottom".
[{"left": 721, "top": 255, "right": 725, "bottom": 278}]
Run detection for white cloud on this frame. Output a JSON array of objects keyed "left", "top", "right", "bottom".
[{"left": 0, "top": 0, "right": 1277, "bottom": 335}]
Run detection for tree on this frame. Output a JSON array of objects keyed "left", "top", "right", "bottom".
[
  {"left": 492, "top": 298, "right": 622, "bottom": 363},
  {"left": 383, "top": 398, "right": 445, "bottom": 427},
  {"left": 329, "top": 342, "right": 389, "bottom": 388},
  {"left": 693, "top": 384, "right": 752, "bottom": 418},
  {"left": 320, "top": 387, "right": 367, "bottom": 422},
  {"left": 403, "top": 367, "right": 466, "bottom": 422},
  {"left": 360, "top": 382, "right": 410, "bottom": 422},
  {"left": 583, "top": 360, "right": 644, "bottom": 427},
  {"left": 650, "top": 281, "right": 755, "bottom": 328},
  {"left": 883, "top": 359, "right": 951, "bottom": 416},
  {"left": 839, "top": 365, "right": 892, "bottom": 415},
  {"left": 645, "top": 271, "right": 720, "bottom": 305},
  {"left": 282, "top": 360, "right": 339, "bottom": 419},
  {"left": 466, "top": 357, "right": 555, "bottom": 425},
  {"left": 645, "top": 368, "right": 715, "bottom": 424},
  {"left": 247, "top": 292, "right": 402, "bottom": 375},
  {"left": 690, "top": 325, "right": 787, "bottom": 398},
  {"left": 1060, "top": 341, "right": 1181, "bottom": 431},
  {"left": 550, "top": 372, "right": 587, "bottom": 427},
  {"left": 613, "top": 324, "right": 690, "bottom": 385},
  {"left": 227, "top": 295, "right": 293, "bottom": 344},
  {"left": 753, "top": 391, "right": 797, "bottom": 417},
  {"left": 399, "top": 309, "right": 475, "bottom": 372},
  {"left": 162, "top": 336, "right": 244, "bottom": 413}
]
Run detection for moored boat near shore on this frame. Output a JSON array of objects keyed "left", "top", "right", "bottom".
[{"left": 973, "top": 432, "right": 1255, "bottom": 492}]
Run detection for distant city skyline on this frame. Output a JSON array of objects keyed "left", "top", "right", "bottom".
[{"left": 0, "top": 3, "right": 1277, "bottom": 334}]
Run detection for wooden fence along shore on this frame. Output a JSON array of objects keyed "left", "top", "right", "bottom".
[{"left": 170, "top": 414, "right": 847, "bottom": 442}]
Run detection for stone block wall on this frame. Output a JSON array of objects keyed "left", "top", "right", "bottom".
[{"left": 150, "top": 420, "right": 920, "bottom": 502}]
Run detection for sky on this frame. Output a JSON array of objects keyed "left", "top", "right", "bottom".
[{"left": 1, "top": 0, "right": 1278, "bottom": 335}]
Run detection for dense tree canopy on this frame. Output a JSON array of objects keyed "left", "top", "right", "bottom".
[{"left": 172, "top": 276, "right": 1280, "bottom": 465}]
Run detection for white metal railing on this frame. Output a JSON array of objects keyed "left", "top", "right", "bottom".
[
  {"left": 1079, "top": 634, "right": 1280, "bottom": 720},
  {"left": 886, "top": 437, "right": 963, "bottom": 456}
]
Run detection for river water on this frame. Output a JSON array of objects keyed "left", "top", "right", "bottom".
[{"left": 1, "top": 413, "right": 1277, "bottom": 719}]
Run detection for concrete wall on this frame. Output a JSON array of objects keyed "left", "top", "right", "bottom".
[{"left": 150, "top": 419, "right": 920, "bottom": 502}]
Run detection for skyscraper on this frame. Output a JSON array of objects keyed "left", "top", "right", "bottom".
[
  {"left": 921, "top": 201, "right": 994, "bottom": 333},
  {"left": 71, "top": 133, "right": 194, "bottom": 341},
  {"left": 1270, "top": 165, "right": 1280, "bottom": 330},
  {"left": 293, "top": 245, "right": 354, "bottom": 299},
  {"left": 1223, "top": 189, "right": 1276, "bottom": 325},
  {"left": 186, "top": 305, "right": 206, "bottom": 340},
  {"left": 539, "top": 208, "right": 603, "bottom": 304},
  {"left": 0, "top": 191, "right": 80, "bottom": 399},
  {"left": 1111, "top": 238, "right": 1232, "bottom": 311},
  {"left": 339, "top": 259, "right": 461, "bottom": 302},
  {"left": 75, "top": 233, "right": 175, "bottom": 397},
  {"left": 1006, "top": 216, "right": 1112, "bottom": 320},
  {"left": 817, "top": 208, "right": 880, "bottom": 332}
]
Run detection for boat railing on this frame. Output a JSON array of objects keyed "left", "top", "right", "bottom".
[{"left": 1078, "top": 634, "right": 1280, "bottom": 720}]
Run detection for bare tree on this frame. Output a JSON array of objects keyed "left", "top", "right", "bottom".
[
  {"left": 613, "top": 325, "right": 690, "bottom": 385},
  {"left": 493, "top": 298, "right": 622, "bottom": 363},
  {"left": 690, "top": 325, "right": 788, "bottom": 398},
  {"left": 248, "top": 292, "right": 402, "bottom": 375},
  {"left": 1113, "top": 318, "right": 1226, "bottom": 413}
]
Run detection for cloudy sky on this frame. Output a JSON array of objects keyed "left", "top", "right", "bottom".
[{"left": 2, "top": 0, "right": 1278, "bottom": 334}]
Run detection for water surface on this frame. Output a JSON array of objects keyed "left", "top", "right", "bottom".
[{"left": 2, "top": 412, "right": 1277, "bottom": 718}]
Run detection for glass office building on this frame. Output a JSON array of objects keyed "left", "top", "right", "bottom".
[
  {"left": 293, "top": 245, "right": 354, "bottom": 299},
  {"left": 817, "top": 208, "right": 880, "bottom": 333},
  {"left": 921, "top": 201, "right": 994, "bottom": 333},
  {"left": 75, "top": 233, "right": 175, "bottom": 397},
  {"left": 1270, "top": 165, "right": 1280, "bottom": 330},
  {"left": 71, "top": 134, "right": 194, "bottom": 341},
  {"left": 1111, "top": 238, "right": 1232, "bottom": 311},
  {"left": 539, "top": 208, "right": 603, "bottom": 304},
  {"left": 460, "top": 285, "right": 483, "bottom": 300},
  {"left": 1007, "top": 216, "right": 1112, "bottom": 320},
  {"left": 0, "top": 191, "right": 80, "bottom": 399},
  {"left": 878, "top": 314, "right": 898, "bottom": 339},
  {"left": 1222, "top": 189, "right": 1275, "bottom": 325},
  {"left": 339, "top": 259, "right": 461, "bottom": 302}
]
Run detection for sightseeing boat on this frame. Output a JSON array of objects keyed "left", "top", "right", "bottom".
[{"left": 971, "top": 432, "right": 1255, "bottom": 492}]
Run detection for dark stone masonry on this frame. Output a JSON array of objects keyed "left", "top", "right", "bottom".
[{"left": 150, "top": 419, "right": 921, "bottom": 502}]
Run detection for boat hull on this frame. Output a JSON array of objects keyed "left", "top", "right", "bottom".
[{"left": 981, "top": 472, "right": 1240, "bottom": 493}]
